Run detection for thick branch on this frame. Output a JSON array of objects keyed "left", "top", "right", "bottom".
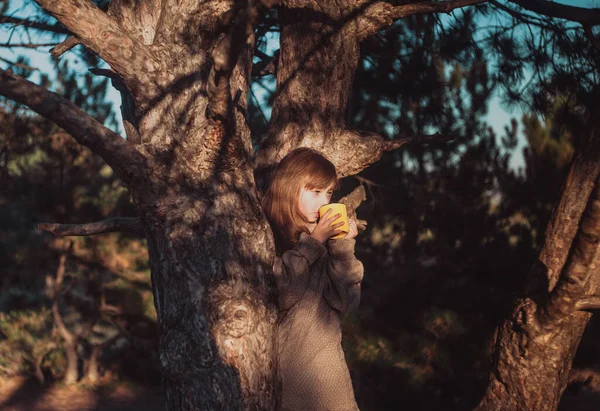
[
  {"left": 326, "top": 130, "right": 455, "bottom": 177},
  {"left": 256, "top": 128, "right": 453, "bottom": 193},
  {"left": 355, "top": 0, "right": 488, "bottom": 40},
  {"left": 0, "top": 15, "right": 70, "bottom": 34},
  {"left": 338, "top": 185, "right": 367, "bottom": 216},
  {"left": 339, "top": 185, "right": 368, "bottom": 230},
  {"left": 538, "top": 174, "right": 600, "bottom": 327},
  {"left": 38, "top": 217, "right": 144, "bottom": 237},
  {"left": 575, "top": 296, "right": 600, "bottom": 312},
  {"left": 509, "top": 0, "right": 600, "bottom": 27},
  {"left": 33, "top": 0, "right": 157, "bottom": 87},
  {"left": 0, "top": 69, "right": 147, "bottom": 185}
]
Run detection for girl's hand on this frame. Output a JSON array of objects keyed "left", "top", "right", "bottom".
[
  {"left": 344, "top": 218, "right": 358, "bottom": 240},
  {"left": 310, "top": 208, "right": 344, "bottom": 244}
]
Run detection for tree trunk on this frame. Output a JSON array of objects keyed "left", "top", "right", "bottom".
[
  {"left": 1, "top": 1, "right": 493, "bottom": 408},
  {"left": 64, "top": 340, "right": 79, "bottom": 385},
  {"left": 86, "top": 345, "right": 101, "bottom": 383},
  {"left": 116, "top": 8, "right": 279, "bottom": 409},
  {"left": 255, "top": 2, "right": 361, "bottom": 189},
  {"left": 476, "top": 121, "right": 600, "bottom": 410}
]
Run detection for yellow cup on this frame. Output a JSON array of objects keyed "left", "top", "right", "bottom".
[{"left": 318, "top": 203, "right": 349, "bottom": 239}]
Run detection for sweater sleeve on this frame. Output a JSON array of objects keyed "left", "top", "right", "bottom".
[
  {"left": 273, "top": 233, "right": 327, "bottom": 311},
  {"left": 324, "top": 238, "right": 364, "bottom": 313}
]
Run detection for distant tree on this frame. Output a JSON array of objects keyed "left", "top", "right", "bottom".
[{"left": 0, "top": 32, "right": 146, "bottom": 384}]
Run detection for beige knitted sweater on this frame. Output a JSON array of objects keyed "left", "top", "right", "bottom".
[{"left": 274, "top": 233, "right": 364, "bottom": 411}]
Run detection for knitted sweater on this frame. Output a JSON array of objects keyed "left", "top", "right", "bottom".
[{"left": 274, "top": 233, "right": 364, "bottom": 411}]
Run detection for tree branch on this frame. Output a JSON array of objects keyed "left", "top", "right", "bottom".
[
  {"left": 576, "top": 296, "right": 600, "bottom": 312},
  {"left": 252, "top": 49, "right": 279, "bottom": 77},
  {"left": 255, "top": 128, "right": 453, "bottom": 192},
  {"left": 584, "top": 25, "right": 600, "bottom": 53},
  {"left": 0, "top": 57, "right": 39, "bottom": 72},
  {"left": 207, "top": 0, "right": 276, "bottom": 120},
  {"left": 508, "top": 0, "right": 600, "bottom": 27},
  {"left": 0, "top": 69, "right": 148, "bottom": 185},
  {"left": 0, "top": 15, "right": 70, "bottom": 35},
  {"left": 538, "top": 174, "right": 600, "bottom": 328},
  {"left": 326, "top": 130, "right": 455, "bottom": 177},
  {"left": 38, "top": 217, "right": 144, "bottom": 237},
  {"left": 355, "top": 0, "right": 489, "bottom": 40},
  {"left": 50, "top": 36, "right": 80, "bottom": 58},
  {"left": 0, "top": 42, "right": 61, "bottom": 49},
  {"left": 491, "top": 1, "right": 551, "bottom": 29},
  {"left": 90, "top": 68, "right": 141, "bottom": 144},
  {"left": 33, "top": 0, "right": 157, "bottom": 88}
]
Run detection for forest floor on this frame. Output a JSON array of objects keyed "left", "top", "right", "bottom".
[
  {"left": 1, "top": 368, "right": 600, "bottom": 410},
  {"left": 0, "top": 376, "right": 165, "bottom": 411}
]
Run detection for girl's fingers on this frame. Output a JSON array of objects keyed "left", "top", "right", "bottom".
[
  {"left": 326, "top": 213, "right": 342, "bottom": 224},
  {"left": 317, "top": 209, "right": 331, "bottom": 226},
  {"left": 332, "top": 221, "right": 345, "bottom": 229},
  {"left": 319, "top": 208, "right": 332, "bottom": 222}
]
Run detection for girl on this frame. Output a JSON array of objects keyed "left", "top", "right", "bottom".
[{"left": 262, "top": 147, "right": 363, "bottom": 411}]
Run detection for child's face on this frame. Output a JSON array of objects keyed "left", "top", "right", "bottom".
[{"left": 298, "top": 183, "right": 334, "bottom": 223}]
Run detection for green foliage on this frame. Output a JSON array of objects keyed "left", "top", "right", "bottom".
[
  {"left": 0, "top": 308, "right": 58, "bottom": 378},
  {"left": 0, "top": 1, "right": 153, "bottom": 383}
]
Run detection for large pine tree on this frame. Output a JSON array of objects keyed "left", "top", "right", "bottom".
[{"left": 1, "top": 1, "right": 600, "bottom": 409}]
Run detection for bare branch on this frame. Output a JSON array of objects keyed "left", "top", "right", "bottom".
[
  {"left": 508, "top": 0, "right": 600, "bottom": 27},
  {"left": 33, "top": 0, "right": 157, "bottom": 87},
  {"left": 38, "top": 217, "right": 144, "bottom": 237},
  {"left": 491, "top": 1, "right": 552, "bottom": 29},
  {"left": 584, "top": 25, "right": 600, "bottom": 53},
  {"left": 0, "top": 56, "right": 39, "bottom": 71},
  {"left": 50, "top": 36, "right": 80, "bottom": 58},
  {"left": 338, "top": 185, "right": 367, "bottom": 219},
  {"left": 355, "top": 0, "right": 489, "bottom": 40},
  {"left": 0, "top": 15, "right": 71, "bottom": 35},
  {"left": 0, "top": 69, "right": 148, "bottom": 185},
  {"left": 0, "top": 42, "right": 60, "bottom": 49},
  {"left": 576, "top": 296, "right": 600, "bottom": 312}
]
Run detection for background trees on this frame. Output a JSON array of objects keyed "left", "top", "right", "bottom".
[{"left": 1, "top": 0, "right": 600, "bottom": 410}]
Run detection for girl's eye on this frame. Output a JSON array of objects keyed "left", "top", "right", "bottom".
[{"left": 327, "top": 191, "right": 333, "bottom": 196}]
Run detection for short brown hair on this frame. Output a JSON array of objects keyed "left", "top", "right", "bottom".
[{"left": 262, "top": 147, "right": 337, "bottom": 253}]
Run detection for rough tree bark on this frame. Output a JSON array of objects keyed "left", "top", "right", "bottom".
[
  {"left": 0, "top": 1, "right": 477, "bottom": 408},
  {"left": 476, "top": 117, "right": 600, "bottom": 410},
  {"left": 5, "top": 0, "right": 596, "bottom": 409}
]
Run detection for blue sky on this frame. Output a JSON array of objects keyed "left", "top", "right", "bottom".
[{"left": 2, "top": 0, "right": 599, "bottom": 171}]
